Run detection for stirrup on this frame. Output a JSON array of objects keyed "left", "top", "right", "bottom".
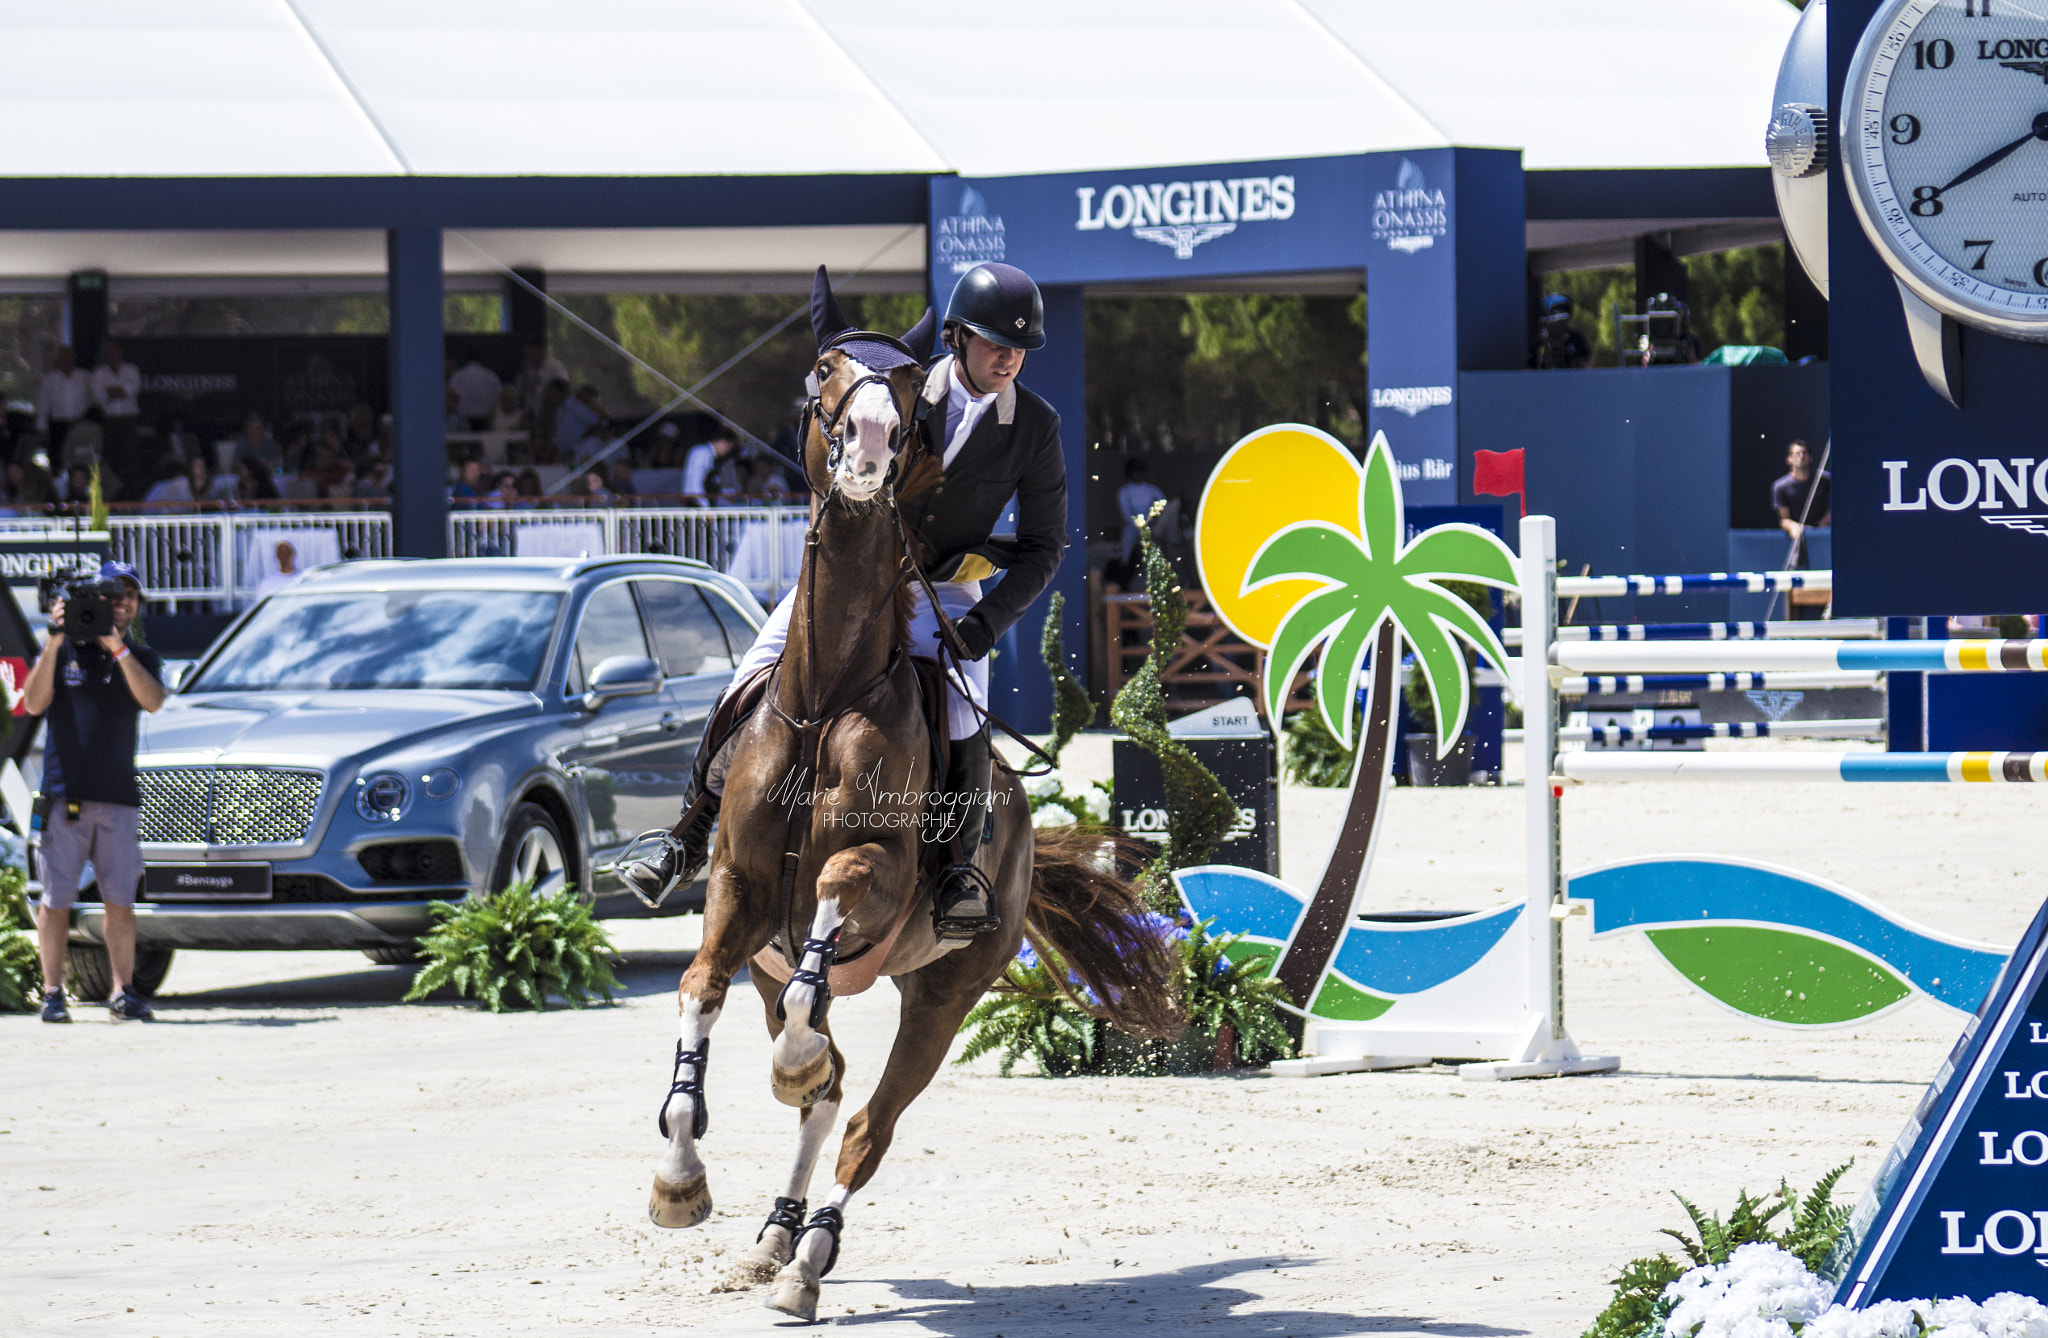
[
  {"left": 616, "top": 830, "right": 685, "bottom": 910},
  {"left": 791, "top": 1205, "right": 845, "bottom": 1276},
  {"left": 775, "top": 930, "right": 841, "bottom": 1031},
  {"left": 932, "top": 863, "right": 1000, "bottom": 940}
]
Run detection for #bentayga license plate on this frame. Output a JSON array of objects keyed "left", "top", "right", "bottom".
[{"left": 143, "top": 863, "right": 271, "bottom": 901}]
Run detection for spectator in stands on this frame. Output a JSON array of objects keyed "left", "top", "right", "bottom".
[
  {"left": 346, "top": 402, "right": 380, "bottom": 461},
  {"left": 449, "top": 457, "right": 485, "bottom": 502},
  {"left": 445, "top": 386, "right": 468, "bottom": 433},
  {"left": 5, "top": 460, "right": 54, "bottom": 510},
  {"left": 143, "top": 454, "right": 192, "bottom": 506},
  {"left": 1116, "top": 457, "right": 1168, "bottom": 563},
  {"left": 607, "top": 459, "right": 637, "bottom": 499},
  {"left": 517, "top": 340, "right": 570, "bottom": 417},
  {"left": 351, "top": 459, "right": 391, "bottom": 500},
  {"left": 649, "top": 420, "right": 682, "bottom": 468},
  {"left": 682, "top": 426, "right": 741, "bottom": 504},
  {"left": 187, "top": 453, "right": 225, "bottom": 502},
  {"left": 36, "top": 345, "right": 92, "bottom": 453},
  {"left": 277, "top": 421, "right": 311, "bottom": 478},
  {"left": 571, "top": 468, "right": 609, "bottom": 502},
  {"left": 251, "top": 539, "right": 302, "bottom": 603},
  {"left": 556, "top": 384, "right": 606, "bottom": 463},
  {"left": 482, "top": 470, "right": 517, "bottom": 510},
  {"left": 234, "top": 456, "right": 280, "bottom": 503},
  {"left": 449, "top": 353, "right": 502, "bottom": 430},
  {"left": 491, "top": 384, "right": 527, "bottom": 433},
  {"left": 238, "top": 412, "right": 282, "bottom": 472},
  {"left": 513, "top": 468, "right": 543, "bottom": 508},
  {"left": 1773, "top": 438, "right": 1832, "bottom": 571},
  {"left": 530, "top": 378, "right": 570, "bottom": 463},
  {"left": 60, "top": 406, "right": 106, "bottom": 479},
  {"left": 60, "top": 465, "right": 94, "bottom": 506},
  {"left": 91, "top": 339, "right": 143, "bottom": 492}
]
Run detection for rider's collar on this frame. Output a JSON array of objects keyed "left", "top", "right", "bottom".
[{"left": 925, "top": 355, "right": 1015, "bottom": 426}]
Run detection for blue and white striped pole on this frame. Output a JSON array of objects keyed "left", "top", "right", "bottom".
[
  {"left": 1553, "top": 639, "right": 2048, "bottom": 675},
  {"left": 1557, "top": 751, "right": 2048, "bottom": 782},
  {"left": 1559, "top": 671, "right": 1881, "bottom": 695},
  {"left": 1555, "top": 570, "right": 1831, "bottom": 599}
]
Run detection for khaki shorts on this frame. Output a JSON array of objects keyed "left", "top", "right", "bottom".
[{"left": 37, "top": 800, "right": 142, "bottom": 911}]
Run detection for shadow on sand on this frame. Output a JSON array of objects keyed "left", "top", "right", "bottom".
[
  {"left": 152, "top": 949, "right": 700, "bottom": 1013},
  {"left": 809, "top": 1256, "right": 1528, "bottom": 1337}
]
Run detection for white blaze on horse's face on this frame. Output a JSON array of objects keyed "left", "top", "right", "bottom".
[{"left": 832, "top": 369, "right": 900, "bottom": 503}]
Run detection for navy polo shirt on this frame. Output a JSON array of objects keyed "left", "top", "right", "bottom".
[{"left": 41, "top": 637, "right": 161, "bottom": 808}]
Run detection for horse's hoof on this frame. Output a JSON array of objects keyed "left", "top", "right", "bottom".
[
  {"left": 770, "top": 1038, "right": 836, "bottom": 1109},
  {"left": 763, "top": 1259, "right": 821, "bottom": 1322},
  {"left": 647, "top": 1172, "right": 712, "bottom": 1229},
  {"left": 712, "top": 1244, "right": 786, "bottom": 1292}
]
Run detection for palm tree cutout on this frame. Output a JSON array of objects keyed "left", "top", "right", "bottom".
[{"left": 1239, "top": 431, "right": 1517, "bottom": 1007}]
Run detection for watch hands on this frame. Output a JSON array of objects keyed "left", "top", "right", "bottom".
[{"left": 1928, "top": 111, "right": 2048, "bottom": 201}]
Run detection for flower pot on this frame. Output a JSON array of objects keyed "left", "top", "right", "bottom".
[{"left": 1405, "top": 732, "right": 1474, "bottom": 787}]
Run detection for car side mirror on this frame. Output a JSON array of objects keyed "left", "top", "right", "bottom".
[
  {"left": 582, "top": 654, "right": 663, "bottom": 712},
  {"left": 164, "top": 661, "right": 192, "bottom": 691}
]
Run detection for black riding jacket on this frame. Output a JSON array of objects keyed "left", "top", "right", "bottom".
[{"left": 909, "top": 355, "right": 1069, "bottom": 658}]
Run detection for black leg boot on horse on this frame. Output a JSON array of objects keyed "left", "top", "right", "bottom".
[{"left": 931, "top": 727, "right": 1000, "bottom": 939}]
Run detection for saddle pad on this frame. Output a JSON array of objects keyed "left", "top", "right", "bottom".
[{"left": 749, "top": 889, "right": 923, "bottom": 998}]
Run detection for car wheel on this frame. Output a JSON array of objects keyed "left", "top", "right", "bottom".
[
  {"left": 361, "top": 944, "right": 425, "bottom": 966},
  {"left": 66, "top": 943, "right": 174, "bottom": 1001},
  {"left": 491, "top": 802, "right": 571, "bottom": 898}
]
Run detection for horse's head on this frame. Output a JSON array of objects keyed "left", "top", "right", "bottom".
[{"left": 804, "top": 267, "right": 937, "bottom": 505}]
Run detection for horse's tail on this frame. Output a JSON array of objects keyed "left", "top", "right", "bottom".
[{"left": 1025, "top": 826, "right": 1185, "bottom": 1041}]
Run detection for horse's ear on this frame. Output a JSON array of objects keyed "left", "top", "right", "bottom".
[
  {"left": 810, "top": 266, "right": 850, "bottom": 346},
  {"left": 901, "top": 307, "right": 937, "bottom": 359}
]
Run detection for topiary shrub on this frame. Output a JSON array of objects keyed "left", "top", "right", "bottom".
[
  {"left": 1282, "top": 706, "right": 1357, "bottom": 787},
  {"left": 1, "top": 865, "right": 40, "bottom": 1012},
  {"left": 1110, "top": 504, "right": 1237, "bottom": 910},
  {"left": 403, "top": 880, "right": 622, "bottom": 1012}
]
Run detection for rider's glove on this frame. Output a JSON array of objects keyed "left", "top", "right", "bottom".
[{"left": 952, "top": 612, "right": 996, "bottom": 661}]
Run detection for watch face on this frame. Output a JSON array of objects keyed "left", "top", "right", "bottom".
[{"left": 1848, "top": 0, "right": 2048, "bottom": 335}]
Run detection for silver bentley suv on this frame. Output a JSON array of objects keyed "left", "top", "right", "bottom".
[{"left": 63, "top": 555, "right": 760, "bottom": 994}]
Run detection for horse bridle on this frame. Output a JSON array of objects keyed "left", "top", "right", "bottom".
[{"left": 798, "top": 329, "right": 928, "bottom": 495}]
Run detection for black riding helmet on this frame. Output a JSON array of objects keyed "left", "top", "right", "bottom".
[{"left": 943, "top": 263, "right": 1045, "bottom": 351}]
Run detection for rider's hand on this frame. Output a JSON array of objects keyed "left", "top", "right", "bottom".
[{"left": 952, "top": 613, "right": 995, "bottom": 661}]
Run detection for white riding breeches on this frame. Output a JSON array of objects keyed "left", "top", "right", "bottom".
[{"left": 731, "top": 579, "right": 989, "bottom": 740}]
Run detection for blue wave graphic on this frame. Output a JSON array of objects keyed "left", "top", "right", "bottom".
[
  {"left": 1569, "top": 858, "right": 2007, "bottom": 1013},
  {"left": 1174, "top": 866, "right": 1524, "bottom": 996}
]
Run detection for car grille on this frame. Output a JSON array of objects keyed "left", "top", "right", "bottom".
[{"left": 138, "top": 767, "right": 325, "bottom": 845}]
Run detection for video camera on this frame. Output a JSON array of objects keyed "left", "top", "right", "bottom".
[{"left": 37, "top": 574, "right": 125, "bottom": 642}]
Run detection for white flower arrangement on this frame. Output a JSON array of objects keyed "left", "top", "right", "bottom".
[
  {"left": 1660, "top": 1243, "right": 2048, "bottom": 1338},
  {"left": 1023, "top": 767, "right": 1111, "bottom": 828}
]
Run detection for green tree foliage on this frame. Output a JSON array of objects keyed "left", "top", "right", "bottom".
[
  {"left": 1, "top": 866, "right": 39, "bottom": 1013},
  {"left": 1281, "top": 706, "right": 1358, "bottom": 787},
  {"left": 1110, "top": 507, "right": 1238, "bottom": 908},
  {"left": 1583, "top": 1165, "right": 1853, "bottom": 1338},
  {"left": 403, "top": 880, "right": 622, "bottom": 1012},
  {"left": 1087, "top": 295, "right": 1365, "bottom": 456}
]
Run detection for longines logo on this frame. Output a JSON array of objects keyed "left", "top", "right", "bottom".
[
  {"left": 1373, "top": 157, "right": 1448, "bottom": 254},
  {"left": 1074, "top": 174, "right": 1295, "bottom": 260},
  {"left": 935, "top": 186, "right": 1007, "bottom": 277},
  {"left": 1883, "top": 456, "right": 2048, "bottom": 538},
  {"left": 1371, "top": 385, "right": 1453, "bottom": 417}
]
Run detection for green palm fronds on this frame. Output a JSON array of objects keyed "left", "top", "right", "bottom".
[
  {"left": 403, "top": 880, "right": 622, "bottom": 1013},
  {"left": 1244, "top": 433, "right": 1516, "bottom": 751}
]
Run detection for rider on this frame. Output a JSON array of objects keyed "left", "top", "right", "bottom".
[{"left": 623, "top": 262, "right": 1068, "bottom": 939}]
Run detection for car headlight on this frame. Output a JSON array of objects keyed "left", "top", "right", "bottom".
[{"left": 355, "top": 771, "right": 411, "bottom": 823}]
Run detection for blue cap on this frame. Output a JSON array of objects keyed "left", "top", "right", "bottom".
[{"left": 98, "top": 560, "right": 143, "bottom": 595}]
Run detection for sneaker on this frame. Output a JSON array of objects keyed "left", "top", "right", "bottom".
[
  {"left": 108, "top": 991, "right": 153, "bottom": 1022},
  {"left": 40, "top": 989, "right": 69, "bottom": 1024}
]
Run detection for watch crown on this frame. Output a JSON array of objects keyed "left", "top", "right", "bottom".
[{"left": 1766, "top": 103, "right": 1829, "bottom": 179}]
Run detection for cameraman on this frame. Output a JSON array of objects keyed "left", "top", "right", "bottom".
[{"left": 22, "top": 561, "right": 165, "bottom": 1022}]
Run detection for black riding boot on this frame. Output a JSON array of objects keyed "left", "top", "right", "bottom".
[
  {"left": 931, "top": 731, "right": 999, "bottom": 939},
  {"left": 619, "top": 717, "right": 725, "bottom": 906}
]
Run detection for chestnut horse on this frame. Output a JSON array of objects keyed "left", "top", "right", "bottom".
[{"left": 646, "top": 269, "right": 1182, "bottom": 1321}]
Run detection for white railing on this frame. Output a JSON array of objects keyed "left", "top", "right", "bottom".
[{"left": 20, "top": 504, "right": 811, "bottom": 608}]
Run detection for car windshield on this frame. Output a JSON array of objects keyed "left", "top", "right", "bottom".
[{"left": 188, "top": 590, "right": 562, "bottom": 692}]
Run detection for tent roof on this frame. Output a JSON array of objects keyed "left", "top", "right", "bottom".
[{"left": 0, "top": 0, "right": 1797, "bottom": 179}]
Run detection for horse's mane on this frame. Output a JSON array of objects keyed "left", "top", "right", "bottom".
[{"left": 892, "top": 432, "right": 946, "bottom": 649}]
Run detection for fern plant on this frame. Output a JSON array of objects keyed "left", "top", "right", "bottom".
[
  {"left": 0, "top": 865, "right": 38, "bottom": 1013},
  {"left": 1179, "top": 919, "right": 1295, "bottom": 1064},
  {"left": 1582, "top": 1165, "right": 1853, "bottom": 1338},
  {"left": 1282, "top": 708, "right": 1356, "bottom": 787},
  {"left": 954, "top": 951, "right": 1098, "bottom": 1077},
  {"left": 403, "top": 880, "right": 621, "bottom": 1013}
]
